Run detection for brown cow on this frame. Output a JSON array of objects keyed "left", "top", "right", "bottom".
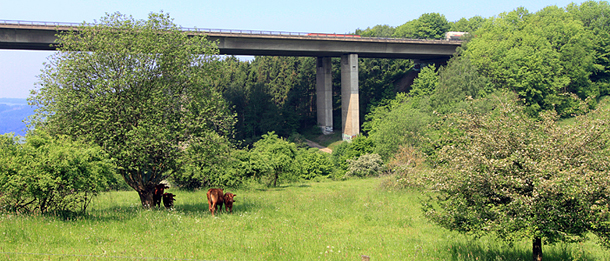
[
  {"left": 153, "top": 184, "right": 169, "bottom": 208},
  {"left": 223, "top": 193, "right": 236, "bottom": 214},
  {"left": 206, "top": 188, "right": 224, "bottom": 216},
  {"left": 163, "top": 193, "right": 176, "bottom": 209}
]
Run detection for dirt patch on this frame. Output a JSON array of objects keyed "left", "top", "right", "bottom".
[{"left": 305, "top": 139, "right": 332, "bottom": 153}]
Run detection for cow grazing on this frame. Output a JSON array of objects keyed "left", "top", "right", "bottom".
[
  {"left": 206, "top": 188, "right": 224, "bottom": 216},
  {"left": 153, "top": 184, "right": 170, "bottom": 208},
  {"left": 223, "top": 193, "right": 236, "bottom": 214},
  {"left": 163, "top": 193, "right": 176, "bottom": 209}
]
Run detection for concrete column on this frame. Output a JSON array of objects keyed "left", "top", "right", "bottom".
[
  {"left": 316, "top": 57, "right": 333, "bottom": 134},
  {"left": 341, "top": 54, "right": 359, "bottom": 141}
]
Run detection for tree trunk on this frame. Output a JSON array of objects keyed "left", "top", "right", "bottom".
[
  {"left": 533, "top": 237, "right": 542, "bottom": 261},
  {"left": 137, "top": 189, "right": 155, "bottom": 208}
]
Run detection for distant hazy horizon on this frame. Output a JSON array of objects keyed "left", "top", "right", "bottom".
[{"left": 0, "top": 98, "right": 33, "bottom": 136}]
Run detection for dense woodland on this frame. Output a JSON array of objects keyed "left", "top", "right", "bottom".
[{"left": 2, "top": 1, "right": 610, "bottom": 259}]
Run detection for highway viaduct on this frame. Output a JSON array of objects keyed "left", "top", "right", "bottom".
[{"left": 0, "top": 21, "right": 463, "bottom": 140}]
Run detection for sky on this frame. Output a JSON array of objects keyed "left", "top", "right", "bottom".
[{"left": 0, "top": 0, "right": 589, "bottom": 99}]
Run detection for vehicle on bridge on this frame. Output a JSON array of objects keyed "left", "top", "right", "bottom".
[
  {"left": 307, "top": 33, "right": 361, "bottom": 38},
  {"left": 445, "top": 31, "right": 468, "bottom": 40}
]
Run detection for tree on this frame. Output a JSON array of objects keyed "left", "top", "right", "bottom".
[
  {"left": 449, "top": 16, "right": 487, "bottom": 33},
  {"left": 409, "top": 65, "right": 439, "bottom": 97},
  {"left": 29, "top": 12, "right": 234, "bottom": 207},
  {"left": 424, "top": 98, "right": 610, "bottom": 261},
  {"left": 250, "top": 132, "right": 298, "bottom": 187},
  {"left": 464, "top": 6, "right": 598, "bottom": 117},
  {"left": 430, "top": 56, "right": 495, "bottom": 114},
  {"left": 363, "top": 93, "right": 434, "bottom": 160},
  {"left": 169, "top": 131, "right": 237, "bottom": 189},
  {"left": 567, "top": 0, "right": 610, "bottom": 97},
  {"left": 393, "top": 13, "right": 450, "bottom": 39},
  {"left": 355, "top": 24, "right": 396, "bottom": 37},
  {"left": 217, "top": 56, "right": 317, "bottom": 145}
]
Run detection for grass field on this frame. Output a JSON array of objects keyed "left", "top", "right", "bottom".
[{"left": 1, "top": 178, "right": 609, "bottom": 260}]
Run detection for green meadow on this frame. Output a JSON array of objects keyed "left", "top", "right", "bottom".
[{"left": 1, "top": 178, "right": 609, "bottom": 260}]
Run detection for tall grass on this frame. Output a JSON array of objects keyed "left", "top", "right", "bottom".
[{"left": 1, "top": 178, "right": 609, "bottom": 260}]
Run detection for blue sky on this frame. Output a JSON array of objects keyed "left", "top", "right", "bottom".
[{"left": 0, "top": 0, "right": 588, "bottom": 98}]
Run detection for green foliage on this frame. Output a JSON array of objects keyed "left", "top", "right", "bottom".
[
  {"left": 170, "top": 132, "right": 238, "bottom": 190},
  {"left": 449, "top": 16, "right": 487, "bottom": 33},
  {"left": 358, "top": 58, "right": 413, "bottom": 120},
  {"left": 249, "top": 132, "right": 298, "bottom": 187},
  {"left": 393, "top": 13, "right": 451, "bottom": 39},
  {"left": 219, "top": 56, "right": 316, "bottom": 145},
  {"left": 0, "top": 132, "right": 114, "bottom": 214},
  {"left": 424, "top": 98, "right": 610, "bottom": 258},
  {"left": 364, "top": 56, "right": 502, "bottom": 162},
  {"left": 365, "top": 96, "right": 434, "bottom": 161},
  {"left": 383, "top": 145, "right": 431, "bottom": 189},
  {"left": 295, "top": 148, "right": 334, "bottom": 181},
  {"left": 409, "top": 65, "right": 439, "bottom": 97},
  {"left": 464, "top": 6, "right": 601, "bottom": 117},
  {"left": 567, "top": 0, "right": 610, "bottom": 97},
  {"left": 29, "top": 12, "right": 234, "bottom": 207},
  {"left": 430, "top": 56, "right": 495, "bottom": 113},
  {"left": 331, "top": 136, "right": 375, "bottom": 175},
  {"left": 345, "top": 153, "right": 384, "bottom": 178},
  {"left": 355, "top": 24, "right": 396, "bottom": 37}
]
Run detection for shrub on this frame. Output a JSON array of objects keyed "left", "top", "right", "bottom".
[
  {"left": 331, "top": 135, "right": 375, "bottom": 173},
  {"left": 296, "top": 148, "right": 334, "bottom": 181},
  {"left": 249, "top": 132, "right": 298, "bottom": 187},
  {"left": 0, "top": 132, "right": 114, "bottom": 214},
  {"left": 345, "top": 153, "right": 384, "bottom": 178},
  {"left": 383, "top": 145, "right": 432, "bottom": 189}
]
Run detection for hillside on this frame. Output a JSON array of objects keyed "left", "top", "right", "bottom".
[{"left": 0, "top": 98, "right": 33, "bottom": 136}]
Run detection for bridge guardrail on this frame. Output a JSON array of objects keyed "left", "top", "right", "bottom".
[
  {"left": 0, "top": 19, "right": 83, "bottom": 27},
  {"left": 183, "top": 27, "right": 310, "bottom": 36},
  {"left": 0, "top": 19, "right": 310, "bottom": 37}
]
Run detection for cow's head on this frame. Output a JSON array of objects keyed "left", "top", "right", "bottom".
[{"left": 224, "top": 193, "right": 236, "bottom": 203}]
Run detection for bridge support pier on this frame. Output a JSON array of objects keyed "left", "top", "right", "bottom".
[
  {"left": 316, "top": 57, "right": 333, "bottom": 135},
  {"left": 315, "top": 54, "right": 360, "bottom": 141},
  {"left": 341, "top": 54, "right": 359, "bottom": 141}
]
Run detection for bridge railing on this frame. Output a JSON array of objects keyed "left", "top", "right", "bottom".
[
  {"left": 0, "top": 19, "right": 316, "bottom": 37},
  {"left": 0, "top": 19, "right": 83, "bottom": 27},
  {"left": 182, "top": 27, "right": 310, "bottom": 36}
]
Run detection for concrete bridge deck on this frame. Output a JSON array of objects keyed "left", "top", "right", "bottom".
[{"left": 0, "top": 22, "right": 461, "bottom": 59}]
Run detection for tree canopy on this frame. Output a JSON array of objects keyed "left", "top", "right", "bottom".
[
  {"left": 393, "top": 13, "right": 451, "bottom": 39},
  {"left": 424, "top": 98, "right": 610, "bottom": 260},
  {"left": 29, "top": 12, "right": 234, "bottom": 207},
  {"left": 464, "top": 4, "right": 607, "bottom": 116}
]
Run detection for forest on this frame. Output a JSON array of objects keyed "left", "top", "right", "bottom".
[{"left": 2, "top": 1, "right": 610, "bottom": 260}]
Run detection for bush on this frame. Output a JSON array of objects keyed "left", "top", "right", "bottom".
[
  {"left": 0, "top": 132, "right": 114, "bottom": 214},
  {"left": 296, "top": 148, "right": 334, "bottom": 181},
  {"left": 331, "top": 135, "right": 375, "bottom": 173},
  {"left": 383, "top": 145, "right": 432, "bottom": 189},
  {"left": 249, "top": 132, "right": 298, "bottom": 187},
  {"left": 345, "top": 153, "right": 384, "bottom": 178}
]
